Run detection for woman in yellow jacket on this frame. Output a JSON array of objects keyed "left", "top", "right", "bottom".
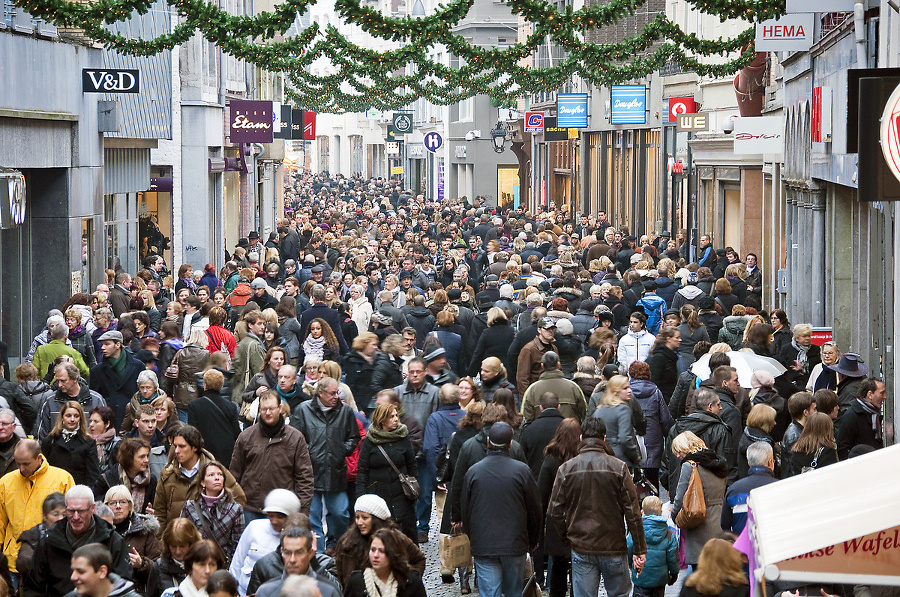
[{"left": 0, "top": 438, "right": 74, "bottom": 580}]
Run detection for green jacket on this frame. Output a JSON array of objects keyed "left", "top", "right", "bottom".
[{"left": 32, "top": 340, "right": 89, "bottom": 381}]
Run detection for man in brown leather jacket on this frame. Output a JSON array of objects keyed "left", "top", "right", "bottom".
[{"left": 547, "top": 417, "right": 646, "bottom": 597}]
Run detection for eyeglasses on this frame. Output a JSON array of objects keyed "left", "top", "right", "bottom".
[
  {"left": 259, "top": 406, "right": 281, "bottom": 413},
  {"left": 0, "top": 421, "right": 15, "bottom": 428},
  {"left": 106, "top": 499, "right": 129, "bottom": 507},
  {"left": 66, "top": 507, "right": 92, "bottom": 517}
]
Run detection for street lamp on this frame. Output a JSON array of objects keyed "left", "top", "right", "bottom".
[{"left": 491, "top": 121, "right": 507, "bottom": 153}]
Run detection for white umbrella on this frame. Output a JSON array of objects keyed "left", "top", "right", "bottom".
[{"left": 691, "top": 350, "right": 787, "bottom": 388}]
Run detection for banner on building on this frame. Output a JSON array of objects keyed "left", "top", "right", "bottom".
[
  {"left": 291, "top": 109, "right": 304, "bottom": 140},
  {"left": 610, "top": 86, "right": 646, "bottom": 125},
  {"left": 786, "top": 0, "right": 854, "bottom": 12},
  {"left": 667, "top": 97, "right": 697, "bottom": 124},
  {"left": 733, "top": 116, "right": 784, "bottom": 156},
  {"left": 525, "top": 111, "right": 544, "bottom": 133},
  {"left": 229, "top": 100, "right": 273, "bottom": 143},
  {"left": 543, "top": 117, "right": 568, "bottom": 141},
  {"left": 304, "top": 111, "right": 316, "bottom": 141},
  {"left": 274, "top": 104, "right": 292, "bottom": 139},
  {"left": 557, "top": 94, "right": 588, "bottom": 128},
  {"left": 393, "top": 112, "right": 413, "bottom": 134},
  {"left": 390, "top": 166, "right": 404, "bottom": 175},
  {"left": 755, "top": 14, "right": 814, "bottom": 51}
]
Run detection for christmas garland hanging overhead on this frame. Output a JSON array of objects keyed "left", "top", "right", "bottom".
[{"left": 13, "top": 0, "right": 783, "bottom": 112}]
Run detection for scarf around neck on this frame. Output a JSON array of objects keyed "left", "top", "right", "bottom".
[
  {"left": 61, "top": 429, "right": 78, "bottom": 443},
  {"left": 791, "top": 339, "right": 810, "bottom": 372},
  {"left": 364, "top": 567, "right": 397, "bottom": 597},
  {"left": 367, "top": 423, "right": 409, "bottom": 445},
  {"left": 303, "top": 335, "right": 327, "bottom": 360},
  {"left": 260, "top": 415, "right": 285, "bottom": 438}
]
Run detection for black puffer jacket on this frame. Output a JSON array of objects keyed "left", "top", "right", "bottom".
[
  {"left": 343, "top": 351, "right": 377, "bottom": 411},
  {"left": 40, "top": 433, "right": 101, "bottom": 487},
  {"left": 646, "top": 345, "right": 680, "bottom": 403},
  {"left": 468, "top": 322, "right": 516, "bottom": 377},
  {"left": 661, "top": 411, "right": 736, "bottom": 492},
  {"left": 370, "top": 352, "right": 403, "bottom": 395},
  {"left": 291, "top": 400, "right": 361, "bottom": 491},
  {"left": 406, "top": 307, "right": 436, "bottom": 349}
]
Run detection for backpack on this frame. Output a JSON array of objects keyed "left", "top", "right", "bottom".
[{"left": 637, "top": 295, "right": 666, "bottom": 334}]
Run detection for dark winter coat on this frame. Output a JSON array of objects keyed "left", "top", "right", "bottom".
[
  {"left": 468, "top": 322, "right": 516, "bottom": 377},
  {"left": 537, "top": 454, "right": 568, "bottom": 557},
  {"left": 291, "top": 400, "right": 361, "bottom": 492},
  {"left": 519, "top": 408, "right": 564, "bottom": 478},
  {"left": 430, "top": 327, "right": 464, "bottom": 375},
  {"left": 370, "top": 353, "right": 403, "bottom": 396},
  {"left": 627, "top": 515, "right": 679, "bottom": 589},
  {"left": 480, "top": 374, "right": 517, "bottom": 405},
  {"left": 771, "top": 326, "right": 793, "bottom": 357},
  {"left": 677, "top": 324, "right": 710, "bottom": 367},
  {"left": 698, "top": 311, "right": 724, "bottom": 344},
  {"left": 187, "top": 390, "right": 241, "bottom": 467},
  {"left": 24, "top": 515, "right": 132, "bottom": 597},
  {"left": 647, "top": 345, "right": 680, "bottom": 404},
  {"left": 555, "top": 334, "right": 584, "bottom": 378},
  {"left": 343, "top": 351, "right": 378, "bottom": 411},
  {"left": 357, "top": 434, "right": 418, "bottom": 535},
  {"left": 406, "top": 307, "right": 436, "bottom": 349},
  {"left": 230, "top": 422, "right": 312, "bottom": 513},
  {"left": 116, "top": 513, "right": 161, "bottom": 593},
  {"left": 736, "top": 426, "right": 775, "bottom": 479},
  {"left": 776, "top": 342, "right": 821, "bottom": 390},
  {"left": 461, "top": 451, "right": 542, "bottom": 557},
  {"left": 837, "top": 398, "right": 882, "bottom": 460},
  {"left": 662, "top": 411, "right": 736, "bottom": 492},
  {"left": 92, "top": 464, "right": 158, "bottom": 515},
  {"left": 41, "top": 433, "right": 101, "bottom": 487},
  {"left": 631, "top": 379, "right": 674, "bottom": 469},
  {"left": 423, "top": 403, "right": 466, "bottom": 471},
  {"left": 89, "top": 350, "right": 143, "bottom": 429},
  {"left": 344, "top": 570, "right": 427, "bottom": 597},
  {"left": 654, "top": 276, "right": 678, "bottom": 308},
  {"left": 718, "top": 316, "right": 749, "bottom": 350}
]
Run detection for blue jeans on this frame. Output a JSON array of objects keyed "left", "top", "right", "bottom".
[
  {"left": 571, "top": 551, "right": 632, "bottom": 597},
  {"left": 415, "top": 458, "right": 434, "bottom": 533},
  {"left": 474, "top": 555, "right": 527, "bottom": 597},
  {"left": 310, "top": 490, "right": 349, "bottom": 553},
  {"left": 176, "top": 409, "right": 189, "bottom": 423}
]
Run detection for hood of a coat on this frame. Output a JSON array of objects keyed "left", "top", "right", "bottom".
[
  {"left": 642, "top": 515, "right": 671, "bottom": 545},
  {"left": 676, "top": 285, "right": 704, "bottom": 299},
  {"left": 408, "top": 306, "right": 433, "bottom": 319},
  {"left": 723, "top": 317, "right": 748, "bottom": 333},
  {"left": 630, "top": 378, "right": 660, "bottom": 400}
]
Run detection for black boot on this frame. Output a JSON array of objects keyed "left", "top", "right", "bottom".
[{"left": 459, "top": 566, "right": 471, "bottom": 594}]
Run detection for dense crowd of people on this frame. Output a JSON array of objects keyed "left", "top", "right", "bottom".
[{"left": 0, "top": 170, "right": 886, "bottom": 597}]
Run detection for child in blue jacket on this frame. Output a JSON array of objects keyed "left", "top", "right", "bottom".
[{"left": 627, "top": 496, "right": 680, "bottom": 597}]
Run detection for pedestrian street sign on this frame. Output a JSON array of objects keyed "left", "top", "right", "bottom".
[
  {"left": 391, "top": 166, "right": 405, "bottom": 175},
  {"left": 424, "top": 132, "right": 443, "bottom": 152}
]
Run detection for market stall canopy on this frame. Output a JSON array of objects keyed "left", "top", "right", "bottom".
[{"left": 748, "top": 443, "right": 900, "bottom": 586}]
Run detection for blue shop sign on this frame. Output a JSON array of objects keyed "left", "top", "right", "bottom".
[
  {"left": 557, "top": 94, "right": 588, "bottom": 128},
  {"left": 611, "top": 85, "right": 647, "bottom": 124}
]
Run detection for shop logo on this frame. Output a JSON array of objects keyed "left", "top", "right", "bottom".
[
  {"left": 82, "top": 69, "right": 140, "bottom": 93},
  {"left": 229, "top": 100, "right": 274, "bottom": 143},
  {"left": 525, "top": 112, "right": 544, "bottom": 132},
  {"left": 393, "top": 113, "right": 413, "bottom": 134},
  {"left": 880, "top": 81, "right": 900, "bottom": 184}
]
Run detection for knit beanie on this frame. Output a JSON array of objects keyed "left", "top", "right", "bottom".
[{"left": 354, "top": 494, "right": 391, "bottom": 521}]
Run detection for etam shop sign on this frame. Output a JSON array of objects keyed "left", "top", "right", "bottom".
[{"left": 755, "top": 14, "right": 814, "bottom": 51}]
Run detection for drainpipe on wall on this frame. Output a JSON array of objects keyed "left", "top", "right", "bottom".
[{"left": 855, "top": 0, "right": 867, "bottom": 67}]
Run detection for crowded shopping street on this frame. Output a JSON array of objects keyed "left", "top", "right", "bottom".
[{"left": 3, "top": 0, "right": 900, "bottom": 594}]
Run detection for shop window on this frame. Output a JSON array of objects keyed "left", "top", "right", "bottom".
[{"left": 104, "top": 193, "right": 138, "bottom": 275}]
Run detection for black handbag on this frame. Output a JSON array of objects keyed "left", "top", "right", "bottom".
[
  {"left": 434, "top": 432, "right": 456, "bottom": 484},
  {"left": 377, "top": 445, "right": 421, "bottom": 500}
]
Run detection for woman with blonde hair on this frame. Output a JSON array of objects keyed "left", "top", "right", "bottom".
[
  {"left": 670, "top": 430, "right": 728, "bottom": 567},
  {"left": 468, "top": 307, "right": 515, "bottom": 377},
  {"left": 104, "top": 484, "right": 161, "bottom": 593},
  {"left": 680, "top": 538, "right": 749, "bottom": 597},
  {"left": 477, "top": 356, "right": 516, "bottom": 404},
  {"left": 737, "top": 403, "right": 777, "bottom": 477},
  {"left": 777, "top": 323, "right": 821, "bottom": 389},
  {"left": 592, "top": 375, "right": 641, "bottom": 469}
]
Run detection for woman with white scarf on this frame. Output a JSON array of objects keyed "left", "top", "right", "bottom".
[
  {"left": 776, "top": 322, "right": 821, "bottom": 390},
  {"left": 343, "top": 528, "right": 427, "bottom": 597},
  {"left": 298, "top": 318, "right": 340, "bottom": 365}
]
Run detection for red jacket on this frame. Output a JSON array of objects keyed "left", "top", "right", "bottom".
[
  {"left": 346, "top": 414, "right": 367, "bottom": 482},
  {"left": 205, "top": 325, "right": 237, "bottom": 358}
]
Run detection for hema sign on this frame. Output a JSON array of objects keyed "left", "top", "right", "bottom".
[
  {"left": 610, "top": 86, "right": 646, "bottom": 125},
  {"left": 557, "top": 94, "right": 588, "bottom": 128},
  {"left": 82, "top": 69, "right": 140, "bottom": 93},
  {"left": 755, "top": 14, "right": 814, "bottom": 51}
]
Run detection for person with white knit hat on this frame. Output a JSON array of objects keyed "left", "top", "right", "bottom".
[
  {"left": 332, "top": 495, "right": 425, "bottom": 587},
  {"left": 229, "top": 489, "right": 301, "bottom": 594}
]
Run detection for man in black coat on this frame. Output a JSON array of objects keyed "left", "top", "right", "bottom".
[
  {"left": 278, "top": 226, "right": 300, "bottom": 263},
  {"left": 661, "top": 388, "right": 737, "bottom": 491},
  {"left": 461, "top": 422, "right": 542, "bottom": 597},
  {"left": 89, "top": 331, "right": 143, "bottom": 430},
  {"left": 187, "top": 370, "right": 241, "bottom": 467},
  {"left": 25, "top": 485, "right": 132, "bottom": 597},
  {"left": 519, "top": 392, "right": 564, "bottom": 479},
  {"left": 837, "top": 378, "right": 885, "bottom": 460},
  {"left": 299, "top": 285, "right": 349, "bottom": 354}
]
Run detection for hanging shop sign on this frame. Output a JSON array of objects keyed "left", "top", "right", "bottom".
[
  {"left": 610, "top": 86, "right": 646, "bottom": 125},
  {"left": 557, "top": 94, "right": 588, "bottom": 128},
  {"left": 291, "top": 108, "right": 304, "bottom": 140},
  {"left": 543, "top": 117, "right": 568, "bottom": 141},
  {"left": 0, "top": 169, "right": 26, "bottom": 229},
  {"left": 390, "top": 166, "right": 404, "bottom": 175},
  {"left": 786, "top": 0, "right": 855, "bottom": 12},
  {"left": 755, "top": 14, "right": 814, "bottom": 51},
  {"left": 229, "top": 100, "right": 273, "bottom": 143},
  {"left": 881, "top": 81, "right": 900, "bottom": 185},
  {"left": 676, "top": 113, "right": 711, "bottom": 133},
  {"left": 668, "top": 97, "right": 697, "bottom": 123},
  {"left": 733, "top": 116, "right": 784, "bottom": 155},
  {"left": 392, "top": 112, "right": 413, "bottom": 134},
  {"left": 274, "top": 104, "right": 292, "bottom": 139},
  {"left": 82, "top": 69, "right": 140, "bottom": 93},
  {"left": 812, "top": 87, "right": 833, "bottom": 142},
  {"left": 525, "top": 111, "right": 544, "bottom": 133},
  {"left": 303, "top": 111, "right": 316, "bottom": 141}
]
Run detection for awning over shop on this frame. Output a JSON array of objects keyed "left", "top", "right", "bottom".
[{"left": 747, "top": 443, "right": 900, "bottom": 586}]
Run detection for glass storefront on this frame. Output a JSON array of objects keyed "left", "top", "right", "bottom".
[{"left": 104, "top": 192, "right": 139, "bottom": 275}]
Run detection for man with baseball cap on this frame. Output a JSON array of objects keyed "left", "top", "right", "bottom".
[
  {"left": 89, "top": 331, "right": 143, "bottom": 429},
  {"left": 461, "top": 422, "right": 542, "bottom": 597},
  {"left": 516, "top": 318, "right": 558, "bottom": 398}
]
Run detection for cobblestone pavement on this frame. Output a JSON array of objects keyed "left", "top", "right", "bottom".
[{"left": 420, "top": 492, "right": 687, "bottom": 597}]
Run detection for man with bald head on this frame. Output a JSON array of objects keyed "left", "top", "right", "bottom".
[{"left": 0, "top": 439, "right": 75, "bottom": 584}]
